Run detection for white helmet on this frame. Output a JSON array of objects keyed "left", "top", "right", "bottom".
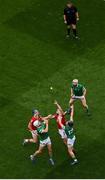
[{"left": 33, "top": 120, "right": 41, "bottom": 127}]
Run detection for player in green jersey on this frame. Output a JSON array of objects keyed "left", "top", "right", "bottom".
[
  {"left": 30, "top": 119, "right": 55, "bottom": 166},
  {"left": 59, "top": 120, "right": 78, "bottom": 165},
  {"left": 69, "top": 79, "right": 90, "bottom": 116}
]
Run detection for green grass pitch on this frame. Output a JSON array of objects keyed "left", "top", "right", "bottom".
[{"left": 0, "top": 0, "right": 105, "bottom": 178}]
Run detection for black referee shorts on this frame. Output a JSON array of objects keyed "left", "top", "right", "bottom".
[{"left": 67, "top": 18, "right": 76, "bottom": 25}]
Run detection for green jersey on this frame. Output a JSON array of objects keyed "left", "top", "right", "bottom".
[
  {"left": 72, "top": 83, "right": 85, "bottom": 96},
  {"left": 37, "top": 122, "right": 49, "bottom": 141},
  {"left": 64, "top": 125, "right": 75, "bottom": 139}
]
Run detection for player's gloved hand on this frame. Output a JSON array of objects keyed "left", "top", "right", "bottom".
[
  {"left": 77, "top": 17, "right": 79, "bottom": 21},
  {"left": 64, "top": 20, "right": 67, "bottom": 24}
]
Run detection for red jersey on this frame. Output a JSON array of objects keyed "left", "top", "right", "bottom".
[
  {"left": 29, "top": 116, "right": 42, "bottom": 131},
  {"left": 54, "top": 114, "right": 66, "bottom": 129}
]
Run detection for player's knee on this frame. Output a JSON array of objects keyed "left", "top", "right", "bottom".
[
  {"left": 70, "top": 105, "right": 74, "bottom": 111},
  {"left": 70, "top": 103, "right": 73, "bottom": 107}
]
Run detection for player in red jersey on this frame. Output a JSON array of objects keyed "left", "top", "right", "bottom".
[
  {"left": 23, "top": 109, "right": 51, "bottom": 145},
  {"left": 23, "top": 110, "right": 41, "bottom": 145},
  {"left": 50, "top": 100, "right": 74, "bottom": 145}
]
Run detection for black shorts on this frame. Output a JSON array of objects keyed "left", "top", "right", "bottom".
[{"left": 67, "top": 18, "right": 76, "bottom": 25}]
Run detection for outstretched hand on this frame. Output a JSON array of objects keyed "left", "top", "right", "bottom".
[
  {"left": 54, "top": 100, "right": 58, "bottom": 105},
  {"left": 47, "top": 114, "right": 53, "bottom": 119}
]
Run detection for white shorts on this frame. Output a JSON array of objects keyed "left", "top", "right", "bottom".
[
  {"left": 72, "top": 96, "right": 84, "bottom": 100},
  {"left": 31, "top": 130, "right": 37, "bottom": 139},
  {"left": 67, "top": 136, "right": 76, "bottom": 147},
  {"left": 40, "top": 137, "right": 51, "bottom": 147},
  {"left": 58, "top": 129, "right": 67, "bottom": 139}
]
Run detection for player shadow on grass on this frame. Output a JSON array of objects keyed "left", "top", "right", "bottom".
[{"left": 45, "top": 139, "right": 105, "bottom": 179}]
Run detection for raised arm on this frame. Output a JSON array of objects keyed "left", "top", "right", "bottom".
[
  {"left": 54, "top": 100, "right": 64, "bottom": 115},
  {"left": 58, "top": 116, "right": 65, "bottom": 130},
  {"left": 41, "top": 114, "right": 52, "bottom": 121}
]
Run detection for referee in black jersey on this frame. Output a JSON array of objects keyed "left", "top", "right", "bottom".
[{"left": 64, "top": 1, "right": 79, "bottom": 38}]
